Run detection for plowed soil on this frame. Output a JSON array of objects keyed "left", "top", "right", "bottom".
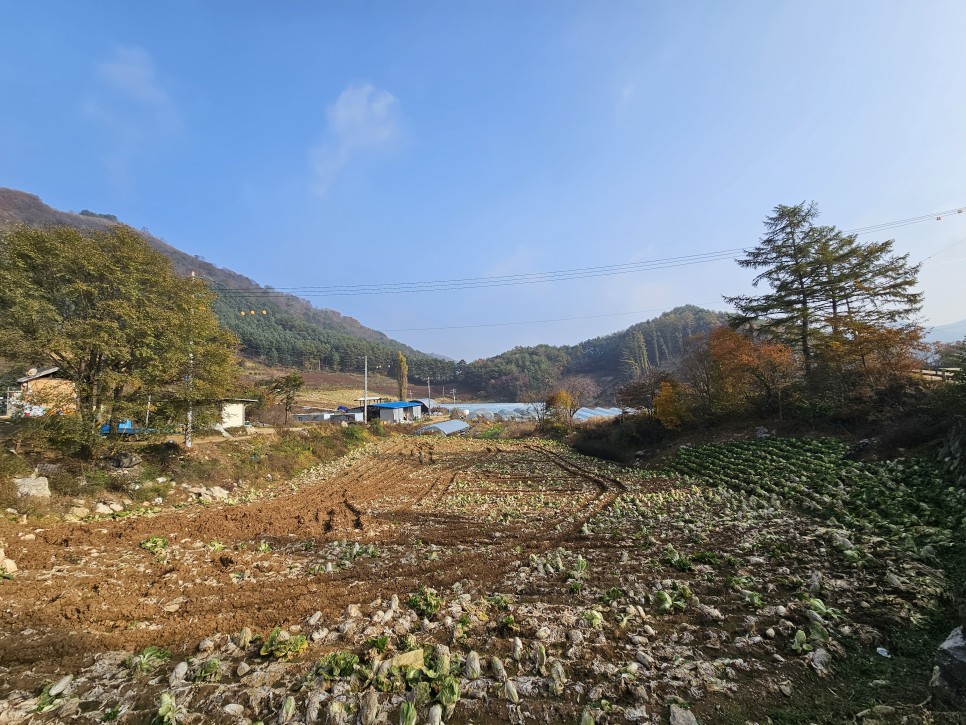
[{"left": 0, "top": 438, "right": 954, "bottom": 724}]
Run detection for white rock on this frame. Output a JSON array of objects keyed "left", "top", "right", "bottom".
[
  {"left": 669, "top": 704, "right": 699, "bottom": 725},
  {"left": 209, "top": 486, "right": 230, "bottom": 500},
  {"left": 93, "top": 503, "right": 112, "bottom": 515},
  {"left": 223, "top": 703, "right": 244, "bottom": 716},
  {"left": 15, "top": 476, "right": 50, "bottom": 498}
]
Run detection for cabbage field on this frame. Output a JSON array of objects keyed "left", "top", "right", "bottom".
[{"left": 0, "top": 436, "right": 962, "bottom": 724}]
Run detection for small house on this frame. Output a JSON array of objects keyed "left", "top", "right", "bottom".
[
  {"left": 220, "top": 399, "right": 257, "bottom": 428},
  {"left": 370, "top": 401, "right": 423, "bottom": 423},
  {"left": 5, "top": 367, "right": 76, "bottom": 418}
]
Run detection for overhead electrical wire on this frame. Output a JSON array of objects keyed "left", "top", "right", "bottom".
[
  {"left": 380, "top": 303, "right": 724, "bottom": 332},
  {"left": 211, "top": 203, "right": 964, "bottom": 300}
]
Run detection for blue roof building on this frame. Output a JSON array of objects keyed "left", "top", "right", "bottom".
[{"left": 370, "top": 401, "right": 423, "bottom": 423}]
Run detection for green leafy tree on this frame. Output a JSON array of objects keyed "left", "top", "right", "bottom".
[
  {"left": 0, "top": 224, "right": 238, "bottom": 455},
  {"left": 397, "top": 351, "right": 408, "bottom": 401}
]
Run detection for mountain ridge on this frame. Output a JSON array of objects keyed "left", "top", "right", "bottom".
[{"left": 0, "top": 187, "right": 730, "bottom": 399}]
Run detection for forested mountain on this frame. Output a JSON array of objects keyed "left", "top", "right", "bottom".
[
  {"left": 0, "top": 188, "right": 727, "bottom": 400},
  {"left": 0, "top": 188, "right": 454, "bottom": 381},
  {"left": 461, "top": 305, "right": 729, "bottom": 399}
]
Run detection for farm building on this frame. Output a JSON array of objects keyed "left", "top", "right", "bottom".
[
  {"left": 370, "top": 401, "right": 423, "bottom": 423},
  {"left": 293, "top": 409, "right": 337, "bottom": 423},
  {"left": 4, "top": 367, "right": 76, "bottom": 418},
  {"left": 220, "top": 399, "right": 257, "bottom": 428},
  {"left": 409, "top": 398, "right": 439, "bottom": 415},
  {"left": 417, "top": 419, "right": 470, "bottom": 436},
  {"left": 293, "top": 409, "right": 364, "bottom": 424}
]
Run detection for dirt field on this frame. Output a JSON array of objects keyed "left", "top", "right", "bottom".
[{"left": 0, "top": 438, "right": 956, "bottom": 724}]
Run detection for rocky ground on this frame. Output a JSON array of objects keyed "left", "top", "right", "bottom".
[{"left": 0, "top": 437, "right": 962, "bottom": 724}]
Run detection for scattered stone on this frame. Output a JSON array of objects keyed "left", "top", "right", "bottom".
[
  {"left": 112, "top": 452, "right": 142, "bottom": 468},
  {"left": 209, "top": 486, "right": 230, "bottom": 500},
  {"left": 933, "top": 626, "right": 966, "bottom": 707},
  {"left": 669, "top": 704, "right": 699, "bottom": 725},
  {"left": 198, "top": 638, "right": 215, "bottom": 654},
  {"left": 236, "top": 661, "right": 251, "bottom": 677},
  {"left": 109, "top": 502, "right": 123, "bottom": 512},
  {"left": 93, "top": 503, "right": 112, "bottom": 515},
  {"left": 223, "top": 703, "right": 244, "bottom": 716},
  {"left": 308, "top": 611, "right": 322, "bottom": 626},
  {"left": 67, "top": 506, "right": 90, "bottom": 519},
  {"left": 15, "top": 476, "right": 50, "bottom": 498}
]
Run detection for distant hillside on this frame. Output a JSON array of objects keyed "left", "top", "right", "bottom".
[
  {"left": 462, "top": 305, "right": 729, "bottom": 400},
  {"left": 0, "top": 188, "right": 455, "bottom": 381},
  {"left": 925, "top": 318, "right": 966, "bottom": 344}
]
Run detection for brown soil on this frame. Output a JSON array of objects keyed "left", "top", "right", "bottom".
[{"left": 0, "top": 438, "right": 955, "bottom": 724}]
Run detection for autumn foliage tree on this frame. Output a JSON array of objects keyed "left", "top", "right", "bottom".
[{"left": 726, "top": 202, "right": 924, "bottom": 416}]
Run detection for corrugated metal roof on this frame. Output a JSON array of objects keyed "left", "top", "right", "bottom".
[
  {"left": 410, "top": 398, "right": 438, "bottom": 407},
  {"left": 417, "top": 419, "right": 470, "bottom": 436},
  {"left": 17, "top": 367, "right": 60, "bottom": 383},
  {"left": 372, "top": 401, "right": 422, "bottom": 409}
]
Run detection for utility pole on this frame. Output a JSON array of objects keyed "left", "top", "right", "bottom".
[
  {"left": 427, "top": 376, "right": 431, "bottom": 403},
  {"left": 185, "top": 271, "right": 195, "bottom": 448},
  {"left": 363, "top": 355, "right": 368, "bottom": 424}
]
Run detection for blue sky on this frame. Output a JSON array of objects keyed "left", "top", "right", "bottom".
[{"left": 3, "top": 1, "right": 965, "bottom": 360}]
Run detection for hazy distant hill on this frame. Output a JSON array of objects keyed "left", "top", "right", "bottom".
[
  {"left": 0, "top": 187, "right": 454, "bottom": 380},
  {"left": 925, "top": 318, "right": 966, "bottom": 344}
]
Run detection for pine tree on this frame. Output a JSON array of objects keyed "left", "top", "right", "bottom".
[{"left": 725, "top": 202, "right": 922, "bottom": 376}]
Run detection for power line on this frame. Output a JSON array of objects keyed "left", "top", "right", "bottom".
[
  {"left": 382, "top": 305, "right": 720, "bottom": 332},
  {"left": 211, "top": 203, "right": 964, "bottom": 299}
]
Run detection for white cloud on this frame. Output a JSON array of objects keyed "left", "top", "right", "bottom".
[
  {"left": 81, "top": 46, "right": 180, "bottom": 184},
  {"left": 311, "top": 83, "right": 400, "bottom": 196},
  {"left": 99, "top": 46, "right": 173, "bottom": 108}
]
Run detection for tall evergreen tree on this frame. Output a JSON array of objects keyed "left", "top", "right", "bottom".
[{"left": 725, "top": 202, "right": 922, "bottom": 376}]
